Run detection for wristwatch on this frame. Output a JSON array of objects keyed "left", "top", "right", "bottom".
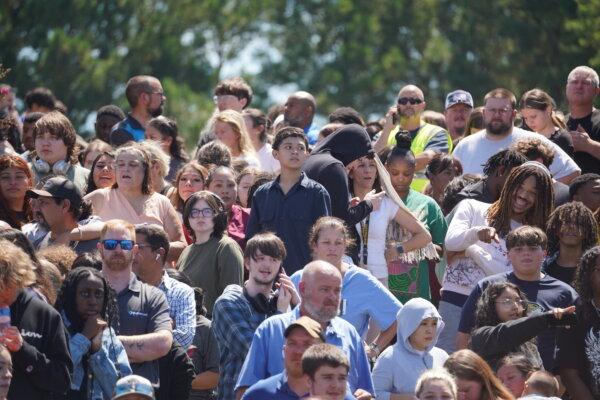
[{"left": 395, "top": 243, "right": 405, "bottom": 254}]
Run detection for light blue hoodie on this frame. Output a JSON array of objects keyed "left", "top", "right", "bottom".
[{"left": 372, "top": 298, "right": 449, "bottom": 400}]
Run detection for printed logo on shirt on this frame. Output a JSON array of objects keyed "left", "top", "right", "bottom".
[
  {"left": 128, "top": 310, "right": 148, "bottom": 317},
  {"left": 20, "top": 329, "right": 43, "bottom": 339}
]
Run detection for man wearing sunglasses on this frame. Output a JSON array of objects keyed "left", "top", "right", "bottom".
[
  {"left": 98, "top": 219, "right": 173, "bottom": 387},
  {"left": 374, "top": 84, "right": 452, "bottom": 192}
]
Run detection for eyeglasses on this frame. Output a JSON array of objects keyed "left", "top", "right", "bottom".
[
  {"left": 190, "top": 208, "right": 216, "bottom": 218},
  {"left": 397, "top": 97, "right": 424, "bottom": 105},
  {"left": 102, "top": 239, "right": 135, "bottom": 250},
  {"left": 485, "top": 107, "right": 512, "bottom": 116},
  {"left": 495, "top": 299, "right": 528, "bottom": 308}
]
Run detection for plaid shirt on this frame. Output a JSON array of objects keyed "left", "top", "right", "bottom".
[
  {"left": 159, "top": 272, "right": 196, "bottom": 348},
  {"left": 212, "top": 285, "right": 271, "bottom": 400}
]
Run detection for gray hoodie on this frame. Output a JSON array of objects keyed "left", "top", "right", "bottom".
[{"left": 372, "top": 298, "right": 449, "bottom": 400}]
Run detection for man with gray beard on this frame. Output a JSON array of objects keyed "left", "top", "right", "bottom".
[
  {"left": 234, "top": 260, "right": 374, "bottom": 400},
  {"left": 453, "top": 88, "right": 580, "bottom": 184}
]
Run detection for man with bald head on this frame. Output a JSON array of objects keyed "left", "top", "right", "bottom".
[
  {"left": 110, "top": 75, "right": 166, "bottom": 146},
  {"left": 284, "top": 91, "right": 320, "bottom": 145},
  {"left": 374, "top": 84, "right": 452, "bottom": 191},
  {"left": 235, "top": 261, "right": 374, "bottom": 399}
]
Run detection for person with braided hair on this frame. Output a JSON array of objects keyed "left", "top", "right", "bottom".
[
  {"left": 55, "top": 267, "right": 132, "bottom": 399},
  {"left": 438, "top": 162, "right": 555, "bottom": 353},
  {"left": 558, "top": 246, "right": 600, "bottom": 400},
  {"left": 543, "top": 201, "right": 599, "bottom": 285}
]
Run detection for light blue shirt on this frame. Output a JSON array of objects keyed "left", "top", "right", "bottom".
[
  {"left": 235, "top": 307, "right": 374, "bottom": 395},
  {"left": 290, "top": 265, "right": 402, "bottom": 337},
  {"left": 158, "top": 272, "right": 196, "bottom": 348}
]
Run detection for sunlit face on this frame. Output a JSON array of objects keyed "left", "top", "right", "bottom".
[
  {"left": 300, "top": 272, "right": 342, "bottom": 323},
  {"left": 0, "top": 167, "right": 30, "bottom": 203},
  {"left": 145, "top": 125, "right": 171, "bottom": 155},
  {"left": 243, "top": 115, "right": 262, "bottom": 141},
  {"left": 284, "top": 327, "right": 320, "bottom": 378},
  {"left": 92, "top": 155, "right": 116, "bottom": 190},
  {"left": 484, "top": 97, "right": 515, "bottom": 136},
  {"left": 98, "top": 227, "right": 137, "bottom": 272},
  {"left": 215, "top": 94, "right": 245, "bottom": 112},
  {"left": 397, "top": 87, "right": 426, "bottom": 118},
  {"left": 187, "top": 199, "right": 215, "bottom": 237},
  {"left": 84, "top": 150, "right": 101, "bottom": 170},
  {"left": 558, "top": 221, "right": 583, "bottom": 247},
  {"left": 214, "top": 121, "right": 240, "bottom": 154},
  {"left": 115, "top": 150, "right": 146, "bottom": 191},
  {"left": 37, "top": 196, "right": 64, "bottom": 228},
  {"left": 386, "top": 158, "right": 415, "bottom": 196},
  {"left": 445, "top": 103, "right": 472, "bottom": 138},
  {"left": 511, "top": 176, "right": 538, "bottom": 218},
  {"left": 177, "top": 167, "right": 205, "bottom": 202},
  {"left": 309, "top": 365, "right": 348, "bottom": 400},
  {"left": 284, "top": 97, "right": 310, "bottom": 127},
  {"left": 349, "top": 156, "right": 377, "bottom": 191},
  {"left": 75, "top": 274, "right": 105, "bottom": 321},
  {"left": 273, "top": 137, "right": 308, "bottom": 169},
  {"left": 520, "top": 107, "right": 552, "bottom": 133},
  {"left": 207, "top": 170, "right": 237, "bottom": 209},
  {"left": 409, "top": 317, "right": 438, "bottom": 351},
  {"left": 455, "top": 378, "right": 482, "bottom": 400},
  {"left": 311, "top": 227, "right": 346, "bottom": 267},
  {"left": 418, "top": 380, "right": 456, "bottom": 400},
  {"left": 246, "top": 249, "right": 282, "bottom": 286},
  {"left": 0, "top": 347, "right": 13, "bottom": 399},
  {"left": 494, "top": 287, "right": 526, "bottom": 322},
  {"left": 237, "top": 174, "right": 254, "bottom": 208},
  {"left": 566, "top": 72, "right": 598, "bottom": 106},
  {"left": 145, "top": 79, "right": 165, "bottom": 118},
  {"left": 497, "top": 364, "right": 527, "bottom": 398},
  {"left": 507, "top": 244, "right": 546, "bottom": 279},
  {"left": 573, "top": 179, "right": 600, "bottom": 212},
  {"left": 35, "top": 131, "right": 68, "bottom": 165}
]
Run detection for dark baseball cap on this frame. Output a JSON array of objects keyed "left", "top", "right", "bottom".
[
  {"left": 27, "top": 176, "right": 83, "bottom": 207},
  {"left": 445, "top": 90, "right": 474, "bottom": 109},
  {"left": 284, "top": 316, "right": 325, "bottom": 342}
]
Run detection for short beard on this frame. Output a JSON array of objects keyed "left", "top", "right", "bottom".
[
  {"left": 104, "top": 256, "right": 130, "bottom": 271},
  {"left": 302, "top": 299, "right": 339, "bottom": 324},
  {"left": 486, "top": 120, "right": 512, "bottom": 136},
  {"left": 149, "top": 105, "right": 163, "bottom": 118},
  {"left": 251, "top": 275, "right": 276, "bottom": 287}
]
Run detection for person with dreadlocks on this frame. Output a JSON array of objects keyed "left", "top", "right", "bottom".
[
  {"left": 437, "top": 162, "right": 555, "bottom": 354},
  {"left": 543, "top": 202, "right": 599, "bottom": 285},
  {"left": 55, "top": 267, "right": 132, "bottom": 399},
  {"left": 558, "top": 246, "right": 600, "bottom": 400}
]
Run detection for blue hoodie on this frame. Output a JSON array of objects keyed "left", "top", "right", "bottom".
[{"left": 372, "top": 298, "right": 449, "bottom": 400}]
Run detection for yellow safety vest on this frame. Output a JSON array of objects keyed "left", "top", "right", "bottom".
[{"left": 386, "top": 122, "right": 453, "bottom": 192}]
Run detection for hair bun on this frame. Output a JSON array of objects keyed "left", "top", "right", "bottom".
[{"left": 394, "top": 130, "right": 412, "bottom": 150}]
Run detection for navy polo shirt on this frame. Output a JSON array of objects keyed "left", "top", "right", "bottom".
[{"left": 245, "top": 172, "right": 331, "bottom": 274}]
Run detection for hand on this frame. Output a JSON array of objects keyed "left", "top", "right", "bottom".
[
  {"left": 384, "top": 106, "right": 398, "bottom": 131},
  {"left": 570, "top": 125, "right": 591, "bottom": 152},
  {"left": 385, "top": 242, "right": 399, "bottom": 264},
  {"left": 0, "top": 326, "right": 23, "bottom": 352},
  {"left": 353, "top": 388, "right": 374, "bottom": 400},
  {"left": 348, "top": 197, "right": 361, "bottom": 207},
  {"left": 90, "top": 329, "right": 103, "bottom": 353},
  {"left": 364, "top": 190, "right": 385, "bottom": 211},
  {"left": 52, "top": 230, "right": 73, "bottom": 245},
  {"left": 82, "top": 317, "right": 107, "bottom": 341},
  {"left": 552, "top": 305, "right": 576, "bottom": 320},
  {"left": 477, "top": 227, "right": 499, "bottom": 243},
  {"left": 276, "top": 273, "right": 300, "bottom": 311}
]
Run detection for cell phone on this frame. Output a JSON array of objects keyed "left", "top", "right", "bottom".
[
  {"left": 273, "top": 264, "right": 286, "bottom": 288},
  {"left": 392, "top": 106, "right": 399, "bottom": 125}
]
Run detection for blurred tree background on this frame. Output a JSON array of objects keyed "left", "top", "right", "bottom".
[{"left": 1, "top": 0, "right": 598, "bottom": 148}]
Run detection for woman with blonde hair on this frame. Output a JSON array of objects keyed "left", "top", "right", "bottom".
[
  {"left": 415, "top": 368, "right": 458, "bottom": 400},
  {"left": 214, "top": 110, "right": 259, "bottom": 167}
]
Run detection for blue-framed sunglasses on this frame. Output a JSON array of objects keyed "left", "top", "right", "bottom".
[{"left": 102, "top": 239, "right": 135, "bottom": 251}]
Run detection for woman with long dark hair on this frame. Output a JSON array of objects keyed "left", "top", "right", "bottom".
[
  {"left": 0, "top": 154, "right": 33, "bottom": 228},
  {"left": 85, "top": 152, "right": 116, "bottom": 195},
  {"left": 146, "top": 116, "right": 190, "bottom": 182},
  {"left": 55, "top": 267, "right": 131, "bottom": 399}
]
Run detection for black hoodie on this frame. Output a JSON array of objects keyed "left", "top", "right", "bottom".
[
  {"left": 8, "top": 289, "right": 72, "bottom": 400},
  {"left": 302, "top": 124, "right": 374, "bottom": 262}
]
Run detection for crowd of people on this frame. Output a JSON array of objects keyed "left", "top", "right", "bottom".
[{"left": 0, "top": 64, "right": 599, "bottom": 400}]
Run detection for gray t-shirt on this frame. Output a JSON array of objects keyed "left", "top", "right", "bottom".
[{"left": 116, "top": 273, "right": 172, "bottom": 385}]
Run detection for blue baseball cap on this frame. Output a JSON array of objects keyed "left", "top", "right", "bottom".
[{"left": 445, "top": 90, "right": 474, "bottom": 110}]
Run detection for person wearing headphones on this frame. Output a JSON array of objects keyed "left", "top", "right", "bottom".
[
  {"left": 30, "top": 111, "right": 90, "bottom": 193},
  {"left": 177, "top": 190, "right": 244, "bottom": 317}
]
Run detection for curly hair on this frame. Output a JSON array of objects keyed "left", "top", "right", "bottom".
[
  {"left": 487, "top": 164, "right": 553, "bottom": 237},
  {"left": 54, "top": 267, "right": 120, "bottom": 334},
  {"left": 0, "top": 238, "right": 37, "bottom": 293},
  {"left": 474, "top": 282, "right": 529, "bottom": 329},
  {"left": 572, "top": 246, "right": 600, "bottom": 321},
  {"left": 510, "top": 137, "right": 555, "bottom": 167},
  {"left": 546, "top": 202, "right": 598, "bottom": 254}
]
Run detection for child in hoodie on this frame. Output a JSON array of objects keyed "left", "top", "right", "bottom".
[{"left": 372, "top": 298, "right": 449, "bottom": 400}]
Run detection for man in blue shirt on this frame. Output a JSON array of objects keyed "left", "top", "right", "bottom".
[
  {"left": 235, "top": 260, "right": 374, "bottom": 399},
  {"left": 246, "top": 127, "right": 331, "bottom": 275},
  {"left": 110, "top": 75, "right": 166, "bottom": 146},
  {"left": 283, "top": 91, "right": 320, "bottom": 145}
]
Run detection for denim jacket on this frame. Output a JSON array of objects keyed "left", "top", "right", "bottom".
[{"left": 66, "top": 316, "right": 132, "bottom": 399}]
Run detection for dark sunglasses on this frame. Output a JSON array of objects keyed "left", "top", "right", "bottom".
[
  {"left": 397, "top": 97, "right": 423, "bottom": 105},
  {"left": 102, "top": 239, "right": 135, "bottom": 251}
]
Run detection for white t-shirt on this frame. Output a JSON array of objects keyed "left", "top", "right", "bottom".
[
  {"left": 256, "top": 143, "right": 280, "bottom": 174},
  {"left": 453, "top": 127, "right": 580, "bottom": 179},
  {"left": 355, "top": 196, "right": 399, "bottom": 279}
]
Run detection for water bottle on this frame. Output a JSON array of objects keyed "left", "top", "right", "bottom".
[{"left": 0, "top": 307, "right": 10, "bottom": 331}]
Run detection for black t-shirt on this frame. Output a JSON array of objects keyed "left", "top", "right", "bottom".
[
  {"left": 557, "top": 301, "right": 600, "bottom": 397},
  {"left": 544, "top": 257, "right": 577, "bottom": 287},
  {"left": 566, "top": 109, "right": 600, "bottom": 174},
  {"left": 550, "top": 129, "right": 575, "bottom": 158}
]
